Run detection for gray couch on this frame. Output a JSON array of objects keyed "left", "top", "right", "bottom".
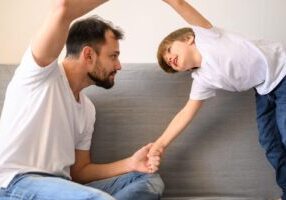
[{"left": 0, "top": 64, "right": 282, "bottom": 200}]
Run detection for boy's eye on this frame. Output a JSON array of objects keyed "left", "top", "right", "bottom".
[{"left": 167, "top": 47, "right": 171, "bottom": 53}]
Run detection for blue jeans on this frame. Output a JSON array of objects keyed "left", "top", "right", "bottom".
[
  {"left": 256, "top": 76, "right": 286, "bottom": 200},
  {"left": 0, "top": 172, "right": 164, "bottom": 200}
]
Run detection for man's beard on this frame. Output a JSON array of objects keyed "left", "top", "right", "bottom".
[{"left": 88, "top": 71, "right": 115, "bottom": 89}]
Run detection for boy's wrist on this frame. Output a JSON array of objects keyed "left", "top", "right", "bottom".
[{"left": 156, "top": 138, "right": 168, "bottom": 149}]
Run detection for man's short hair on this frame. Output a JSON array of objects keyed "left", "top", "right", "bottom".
[
  {"left": 66, "top": 16, "right": 124, "bottom": 58},
  {"left": 157, "top": 27, "right": 195, "bottom": 73}
]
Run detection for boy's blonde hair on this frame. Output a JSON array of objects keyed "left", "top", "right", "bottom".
[{"left": 157, "top": 27, "right": 195, "bottom": 73}]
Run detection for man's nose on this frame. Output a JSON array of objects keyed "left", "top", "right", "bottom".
[{"left": 115, "top": 60, "right": 121, "bottom": 70}]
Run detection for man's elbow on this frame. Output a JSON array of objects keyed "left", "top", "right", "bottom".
[
  {"left": 52, "top": 0, "right": 74, "bottom": 21},
  {"left": 70, "top": 171, "right": 86, "bottom": 184}
]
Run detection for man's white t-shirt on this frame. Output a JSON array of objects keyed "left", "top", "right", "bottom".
[
  {"left": 190, "top": 26, "right": 286, "bottom": 100},
  {"left": 0, "top": 47, "right": 95, "bottom": 188}
]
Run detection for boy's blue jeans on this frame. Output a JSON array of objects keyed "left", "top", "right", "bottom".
[
  {"left": 0, "top": 172, "right": 164, "bottom": 200},
  {"left": 256, "top": 76, "right": 286, "bottom": 200}
]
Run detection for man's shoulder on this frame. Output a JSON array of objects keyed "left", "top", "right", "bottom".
[{"left": 81, "top": 94, "right": 95, "bottom": 111}]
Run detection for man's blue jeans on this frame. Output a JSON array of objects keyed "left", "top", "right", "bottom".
[
  {"left": 0, "top": 172, "right": 164, "bottom": 200},
  {"left": 256, "top": 76, "right": 286, "bottom": 200}
]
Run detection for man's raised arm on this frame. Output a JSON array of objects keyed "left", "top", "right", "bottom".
[
  {"left": 163, "top": 0, "right": 212, "bottom": 29},
  {"left": 31, "top": 0, "right": 109, "bottom": 67}
]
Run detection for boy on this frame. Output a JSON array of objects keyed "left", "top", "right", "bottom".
[{"left": 148, "top": 0, "right": 286, "bottom": 199}]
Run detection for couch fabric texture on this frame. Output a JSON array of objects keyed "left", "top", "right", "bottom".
[{"left": 0, "top": 64, "right": 281, "bottom": 199}]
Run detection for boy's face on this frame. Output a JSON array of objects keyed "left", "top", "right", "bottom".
[{"left": 164, "top": 36, "right": 200, "bottom": 72}]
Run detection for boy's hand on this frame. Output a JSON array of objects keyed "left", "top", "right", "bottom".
[{"left": 147, "top": 142, "right": 165, "bottom": 173}]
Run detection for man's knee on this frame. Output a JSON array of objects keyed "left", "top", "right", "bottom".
[
  {"left": 70, "top": 187, "right": 115, "bottom": 200},
  {"left": 139, "top": 173, "right": 165, "bottom": 196}
]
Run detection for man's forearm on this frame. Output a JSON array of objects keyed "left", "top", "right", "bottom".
[
  {"left": 62, "top": 0, "right": 110, "bottom": 20},
  {"left": 32, "top": 0, "right": 109, "bottom": 67},
  {"left": 71, "top": 158, "right": 134, "bottom": 184}
]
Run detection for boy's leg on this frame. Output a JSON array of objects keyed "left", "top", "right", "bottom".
[
  {"left": 0, "top": 172, "right": 115, "bottom": 200},
  {"left": 255, "top": 87, "right": 286, "bottom": 199},
  {"left": 274, "top": 77, "right": 286, "bottom": 197},
  {"left": 86, "top": 172, "right": 164, "bottom": 200}
]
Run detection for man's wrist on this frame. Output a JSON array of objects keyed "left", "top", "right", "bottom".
[{"left": 126, "top": 157, "right": 136, "bottom": 172}]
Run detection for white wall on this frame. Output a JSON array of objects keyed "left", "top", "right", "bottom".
[{"left": 1, "top": 0, "right": 286, "bottom": 64}]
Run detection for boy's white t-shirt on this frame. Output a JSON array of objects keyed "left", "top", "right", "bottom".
[
  {"left": 0, "top": 47, "right": 95, "bottom": 188},
  {"left": 190, "top": 26, "right": 286, "bottom": 100}
]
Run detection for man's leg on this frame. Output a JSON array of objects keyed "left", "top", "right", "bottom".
[
  {"left": 0, "top": 173, "right": 115, "bottom": 200},
  {"left": 255, "top": 88, "right": 286, "bottom": 200},
  {"left": 86, "top": 172, "right": 164, "bottom": 200}
]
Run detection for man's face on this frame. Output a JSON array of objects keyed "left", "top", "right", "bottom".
[{"left": 88, "top": 31, "right": 121, "bottom": 89}]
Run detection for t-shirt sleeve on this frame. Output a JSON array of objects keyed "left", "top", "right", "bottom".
[
  {"left": 75, "top": 97, "right": 96, "bottom": 150},
  {"left": 15, "top": 46, "right": 59, "bottom": 80},
  {"left": 191, "top": 25, "right": 221, "bottom": 42},
  {"left": 189, "top": 79, "right": 216, "bottom": 100}
]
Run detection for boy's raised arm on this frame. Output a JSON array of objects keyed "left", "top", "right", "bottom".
[
  {"left": 31, "top": 0, "right": 109, "bottom": 67},
  {"left": 163, "top": 0, "right": 212, "bottom": 29}
]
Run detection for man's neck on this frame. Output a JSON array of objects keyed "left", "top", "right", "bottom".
[{"left": 62, "top": 59, "right": 91, "bottom": 102}]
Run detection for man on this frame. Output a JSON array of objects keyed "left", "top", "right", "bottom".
[{"left": 0, "top": 0, "right": 164, "bottom": 199}]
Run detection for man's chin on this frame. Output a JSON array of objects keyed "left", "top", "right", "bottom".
[
  {"left": 88, "top": 73, "right": 115, "bottom": 89},
  {"left": 95, "top": 80, "right": 114, "bottom": 89}
]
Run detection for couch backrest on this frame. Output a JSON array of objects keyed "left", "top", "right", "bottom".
[
  {"left": 0, "top": 64, "right": 281, "bottom": 199},
  {"left": 84, "top": 64, "right": 281, "bottom": 199}
]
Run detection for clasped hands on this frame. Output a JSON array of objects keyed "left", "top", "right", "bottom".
[{"left": 129, "top": 142, "right": 165, "bottom": 174}]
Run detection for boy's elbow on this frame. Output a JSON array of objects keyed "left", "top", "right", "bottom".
[{"left": 204, "top": 21, "right": 213, "bottom": 29}]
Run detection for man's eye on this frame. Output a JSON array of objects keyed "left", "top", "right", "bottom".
[{"left": 111, "top": 55, "right": 117, "bottom": 59}]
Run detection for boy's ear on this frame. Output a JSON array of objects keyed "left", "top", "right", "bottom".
[{"left": 187, "top": 35, "right": 195, "bottom": 45}]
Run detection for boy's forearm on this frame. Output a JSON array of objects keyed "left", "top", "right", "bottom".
[
  {"left": 156, "top": 107, "right": 194, "bottom": 148},
  {"left": 163, "top": 0, "right": 212, "bottom": 29},
  {"left": 157, "top": 99, "right": 203, "bottom": 148}
]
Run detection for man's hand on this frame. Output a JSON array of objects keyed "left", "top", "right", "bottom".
[{"left": 128, "top": 143, "right": 161, "bottom": 173}]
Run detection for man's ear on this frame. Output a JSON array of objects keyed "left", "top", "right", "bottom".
[{"left": 81, "top": 46, "right": 97, "bottom": 64}]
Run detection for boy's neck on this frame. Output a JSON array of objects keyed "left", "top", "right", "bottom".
[{"left": 191, "top": 43, "right": 202, "bottom": 68}]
